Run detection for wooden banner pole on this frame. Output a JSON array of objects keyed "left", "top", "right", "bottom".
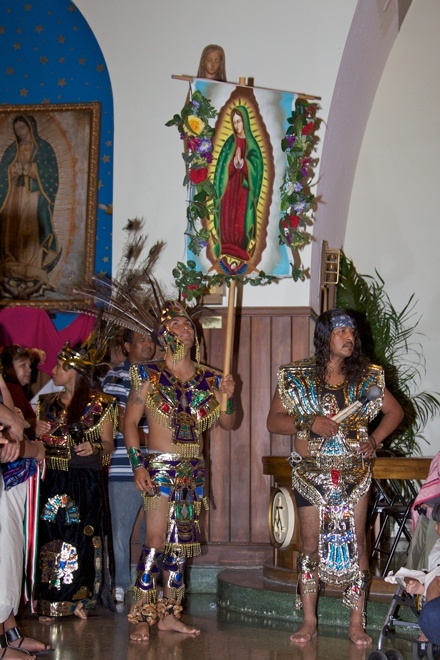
[{"left": 221, "top": 279, "right": 237, "bottom": 411}]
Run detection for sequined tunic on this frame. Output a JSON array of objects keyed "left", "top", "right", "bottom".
[
  {"left": 35, "top": 391, "right": 117, "bottom": 617},
  {"left": 130, "top": 360, "right": 222, "bottom": 458},
  {"left": 129, "top": 361, "right": 222, "bottom": 558},
  {"left": 278, "top": 358, "right": 384, "bottom": 590}
]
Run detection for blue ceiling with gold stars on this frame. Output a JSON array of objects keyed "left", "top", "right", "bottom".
[{"left": 0, "top": 0, "right": 113, "bottom": 283}]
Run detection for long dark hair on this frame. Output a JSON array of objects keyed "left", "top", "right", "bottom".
[
  {"left": 314, "top": 309, "right": 370, "bottom": 385},
  {"left": 65, "top": 371, "right": 92, "bottom": 426}
]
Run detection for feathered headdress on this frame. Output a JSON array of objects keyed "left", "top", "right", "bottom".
[{"left": 69, "top": 219, "right": 200, "bottom": 366}]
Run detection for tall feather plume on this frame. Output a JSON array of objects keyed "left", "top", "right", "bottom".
[{"left": 68, "top": 219, "right": 167, "bottom": 343}]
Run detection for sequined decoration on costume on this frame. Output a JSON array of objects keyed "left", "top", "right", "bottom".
[
  {"left": 133, "top": 546, "right": 164, "bottom": 604},
  {"left": 146, "top": 454, "right": 207, "bottom": 557},
  {"left": 296, "top": 552, "right": 319, "bottom": 611},
  {"left": 319, "top": 504, "right": 358, "bottom": 584},
  {"left": 40, "top": 493, "right": 80, "bottom": 525},
  {"left": 162, "top": 549, "right": 186, "bottom": 602},
  {"left": 278, "top": 359, "right": 385, "bottom": 609},
  {"left": 39, "top": 540, "right": 79, "bottom": 589},
  {"left": 130, "top": 362, "right": 222, "bottom": 457}
]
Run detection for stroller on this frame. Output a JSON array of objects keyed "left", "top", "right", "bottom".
[{"left": 368, "top": 510, "right": 440, "bottom": 660}]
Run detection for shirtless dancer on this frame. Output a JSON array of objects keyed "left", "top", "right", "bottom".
[{"left": 124, "top": 301, "right": 235, "bottom": 641}]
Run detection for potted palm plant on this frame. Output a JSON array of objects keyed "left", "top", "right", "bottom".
[{"left": 335, "top": 253, "right": 440, "bottom": 456}]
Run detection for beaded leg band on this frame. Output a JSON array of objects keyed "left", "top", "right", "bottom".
[
  {"left": 296, "top": 552, "right": 319, "bottom": 611},
  {"left": 162, "top": 549, "right": 186, "bottom": 603},
  {"left": 157, "top": 596, "right": 183, "bottom": 620},
  {"left": 132, "top": 546, "right": 163, "bottom": 604},
  {"left": 343, "top": 569, "right": 371, "bottom": 626}
]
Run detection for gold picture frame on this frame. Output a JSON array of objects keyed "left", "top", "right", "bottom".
[{"left": 0, "top": 102, "right": 101, "bottom": 309}]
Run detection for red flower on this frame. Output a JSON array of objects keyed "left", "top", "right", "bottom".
[
  {"left": 302, "top": 121, "right": 314, "bottom": 135},
  {"left": 187, "top": 137, "right": 199, "bottom": 151},
  {"left": 288, "top": 215, "right": 300, "bottom": 228},
  {"left": 189, "top": 168, "right": 208, "bottom": 184}
]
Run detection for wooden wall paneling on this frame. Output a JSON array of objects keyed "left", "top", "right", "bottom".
[
  {"left": 248, "top": 313, "right": 272, "bottom": 543},
  {"left": 230, "top": 314, "right": 251, "bottom": 543},
  {"left": 291, "top": 313, "right": 314, "bottom": 362},
  {"left": 269, "top": 314, "right": 295, "bottom": 458},
  {"left": 205, "top": 322, "right": 231, "bottom": 543}
]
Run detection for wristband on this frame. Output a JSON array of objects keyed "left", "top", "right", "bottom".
[
  {"left": 90, "top": 441, "right": 104, "bottom": 456},
  {"left": 225, "top": 397, "right": 235, "bottom": 415},
  {"left": 296, "top": 414, "right": 316, "bottom": 432},
  {"left": 128, "top": 446, "right": 144, "bottom": 472},
  {"left": 370, "top": 434, "right": 377, "bottom": 449}
]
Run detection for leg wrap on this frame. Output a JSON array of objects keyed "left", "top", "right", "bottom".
[
  {"left": 342, "top": 569, "right": 371, "bottom": 615},
  {"left": 128, "top": 600, "right": 158, "bottom": 626},
  {"left": 133, "top": 546, "right": 164, "bottom": 604},
  {"left": 296, "top": 552, "right": 319, "bottom": 611},
  {"left": 157, "top": 596, "right": 183, "bottom": 620},
  {"left": 162, "top": 548, "right": 186, "bottom": 603}
]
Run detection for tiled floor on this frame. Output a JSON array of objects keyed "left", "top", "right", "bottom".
[{"left": 17, "top": 592, "right": 419, "bottom": 660}]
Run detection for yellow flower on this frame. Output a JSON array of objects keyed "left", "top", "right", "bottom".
[{"left": 186, "top": 115, "right": 205, "bottom": 135}]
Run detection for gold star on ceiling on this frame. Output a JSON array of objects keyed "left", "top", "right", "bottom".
[{"left": 20, "top": 88, "right": 29, "bottom": 97}]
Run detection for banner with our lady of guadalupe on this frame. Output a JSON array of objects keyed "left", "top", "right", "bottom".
[{"left": 181, "top": 78, "right": 312, "bottom": 280}]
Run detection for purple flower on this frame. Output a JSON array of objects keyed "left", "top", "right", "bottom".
[
  {"left": 196, "top": 138, "right": 212, "bottom": 154},
  {"left": 294, "top": 201, "right": 306, "bottom": 213},
  {"left": 204, "top": 152, "right": 213, "bottom": 164},
  {"left": 294, "top": 182, "right": 303, "bottom": 192},
  {"left": 192, "top": 100, "right": 200, "bottom": 109},
  {"left": 285, "top": 134, "right": 296, "bottom": 147}
]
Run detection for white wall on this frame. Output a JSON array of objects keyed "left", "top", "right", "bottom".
[
  {"left": 73, "top": 0, "right": 440, "bottom": 455},
  {"left": 345, "top": 0, "right": 440, "bottom": 454},
  {"left": 73, "top": 0, "right": 357, "bottom": 306}
]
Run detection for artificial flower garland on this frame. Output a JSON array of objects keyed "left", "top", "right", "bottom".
[
  {"left": 167, "top": 90, "right": 319, "bottom": 299},
  {"left": 278, "top": 98, "right": 320, "bottom": 282}
]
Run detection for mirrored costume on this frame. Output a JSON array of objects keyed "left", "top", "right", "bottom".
[
  {"left": 128, "top": 359, "right": 223, "bottom": 626},
  {"left": 278, "top": 357, "right": 384, "bottom": 610},
  {"left": 36, "top": 390, "right": 117, "bottom": 617}
]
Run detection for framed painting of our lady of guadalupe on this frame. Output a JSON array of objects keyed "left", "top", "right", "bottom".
[{"left": 0, "top": 102, "right": 100, "bottom": 309}]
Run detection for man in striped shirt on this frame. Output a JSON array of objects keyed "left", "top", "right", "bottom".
[{"left": 102, "top": 329, "right": 156, "bottom": 603}]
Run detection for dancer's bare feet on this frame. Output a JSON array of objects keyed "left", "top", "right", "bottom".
[
  {"left": 290, "top": 619, "right": 318, "bottom": 644},
  {"left": 74, "top": 602, "right": 87, "bottom": 620},
  {"left": 130, "top": 622, "right": 150, "bottom": 642},
  {"left": 157, "top": 614, "right": 200, "bottom": 635},
  {"left": 0, "top": 648, "right": 36, "bottom": 659},
  {"left": 348, "top": 622, "right": 372, "bottom": 646}
]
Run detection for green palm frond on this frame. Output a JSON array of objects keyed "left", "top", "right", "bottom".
[{"left": 336, "top": 252, "right": 440, "bottom": 456}]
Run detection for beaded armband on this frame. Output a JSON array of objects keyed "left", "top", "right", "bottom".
[
  {"left": 224, "top": 397, "right": 235, "bottom": 415},
  {"left": 128, "top": 447, "right": 144, "bottom": 472}
]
